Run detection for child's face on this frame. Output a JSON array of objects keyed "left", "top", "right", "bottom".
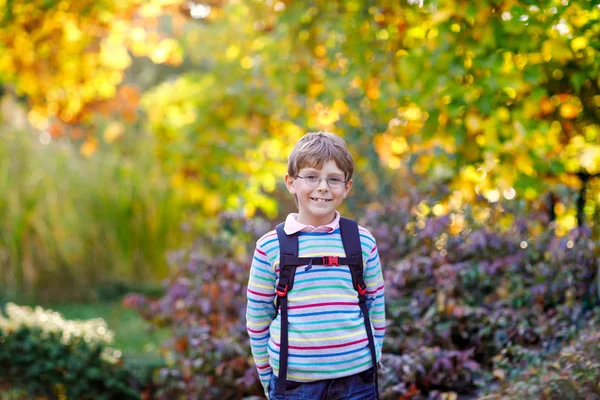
[{"left": 285, "top": 159, "right": 352, "bottom": 226}]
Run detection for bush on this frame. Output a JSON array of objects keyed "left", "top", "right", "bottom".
[
  {"left": 0, "top": 303, "right": 146, "bottom": 399},
  {"left": 360, "top": 192, "right": 599, "bottom": 398},
  {"left": 379, "top": 348, "right": 480, "bottom": 399},
  {"left": 123, "top": 235, "right": 264, "bottom": 399},
  {"left": 488, "top": 316, "right": 600, "bottom": 399},
  {"left": 126, "top": 193, "right": 600, "bottom": 399}
]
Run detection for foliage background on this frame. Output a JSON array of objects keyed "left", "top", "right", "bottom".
[{"left": 1, "top": 0, "right": 600, "bottom": 398}]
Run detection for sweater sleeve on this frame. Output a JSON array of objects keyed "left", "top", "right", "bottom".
[
  {"left": 246, "top": 240, "right": 277, "bottom": 396},
  {"left": 361, "top": 229, "right": 386, "bottom": 362}
]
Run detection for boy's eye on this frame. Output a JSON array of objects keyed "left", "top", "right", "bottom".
[
  {"left": 327, "top": 177, "right": 344, "bottom": 184},
  {"left": 305, "top": 175, "right": 320, "bottom": 182}
]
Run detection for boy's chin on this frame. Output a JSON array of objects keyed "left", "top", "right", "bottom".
[
  {"left": 306, "top": 204, "right": 335, "bottom": 213},
  {"left": 300, "top": 206, "right": 334, "bottom": 216}
]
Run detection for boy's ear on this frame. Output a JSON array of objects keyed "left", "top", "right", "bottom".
[
  {"left": 343, "top": 178, "right": 353, "bottom": 199},
  {"left": 285, "top": 174, "right": 296, "bottom": 194}
]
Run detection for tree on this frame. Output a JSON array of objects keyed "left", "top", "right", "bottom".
[
  {"left": 0, "top": 0, "right": 184, "bottom": 128},
  {"left": 144, "top": 0, "right": 599, "bottom": 233},
  {"left": 4, "top": 1, "right": 599, "bottom": 233}
]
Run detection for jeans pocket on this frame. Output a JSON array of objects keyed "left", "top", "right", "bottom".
[
  {"left": 269, "top": 374, "right": 305, "bottom": 397},
  {"left": 357, "top": 367, "right": 375, "bottom": 384},
  {"left": 285, "top": 381, "right": 304, "bottom": 392}
]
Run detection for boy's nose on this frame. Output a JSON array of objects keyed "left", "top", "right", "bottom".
[{"left": 317, "top": 178, "right": 329, "bottom": 190}]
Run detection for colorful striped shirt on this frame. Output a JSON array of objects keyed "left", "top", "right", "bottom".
[{"left": 245, "top": 216, "right": 386, "bottom": 395}]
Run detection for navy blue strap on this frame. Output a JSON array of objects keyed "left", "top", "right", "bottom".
[
  {"left": 274, "top": 219, "right": 380, "bottom": 399},
  {"left": 275, "top": 223, "right": 296, "bottom": 396},
  {"left": 339, "top": 217, "right": 366, "bottom": 291},
  {"left": 339, "top": 218, "right": 380, "bottom": 399}
]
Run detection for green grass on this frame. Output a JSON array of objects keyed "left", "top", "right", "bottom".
[
  {"left": 39, "top": 299, "right": 170, "bottom": 365},
  {"left": 0, "top": 129, "right": 184, "bottom": 302}
]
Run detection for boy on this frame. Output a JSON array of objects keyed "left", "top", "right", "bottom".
[{"left": 246, "top": 132, "right": 385, "bottom": 399}]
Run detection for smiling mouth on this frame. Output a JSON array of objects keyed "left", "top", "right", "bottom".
[{"left": 310, "top": 197, "right": 332, "bottom": 202}]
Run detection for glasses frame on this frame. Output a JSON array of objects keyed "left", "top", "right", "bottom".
[{"left": 295, "top": 174, "right": 348, "bottom": 188}]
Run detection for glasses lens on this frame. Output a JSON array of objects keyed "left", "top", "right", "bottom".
[
  {"left": 306, "top": 176, "right": 319, "bottom": 186},
  {"left": 299, "top": 175, "right": 345, "bottom": 187},
  {"left": 327, "top": 178, "right": 344, "bottom": 187}
]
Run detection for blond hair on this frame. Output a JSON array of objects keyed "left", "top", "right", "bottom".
[{"left": 287, "top": 132, "right": 354, "bottom": 180}]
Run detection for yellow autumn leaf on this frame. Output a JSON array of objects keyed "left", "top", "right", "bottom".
[
  {"left": 374, "top": 134, "right": 391, "bottom": 160},
  {"left": 580, "top": 145, "right": 600, "bottom": 174},
  {"left": 240, "top": 56, "right": 253, "bottom": 69},
  {"left": 346, "top": 111, "right": 361, "bottom": 127},
  {"left": 171, "top": 173, "right": 185, "bottom": 188},
  {"left": 571, "top": 36, "right": 588, "bottom": 52},
  {"left": 560, "top": 103, "right": 581, "bottom": 119},
  {"left": 496, "top": 107, "right": 510, "bottom": 122},
  {"left": 571, "top": 11, "right": 590, "bottom": 28},
  {"left": 100, "top": 42, "right": 131, "bottom": 70},
  {"left": 243, "top": 203, "right": 256, "bottom": 217},
  {"left": 255, "top": 194, "right": 278, "bottom": 218},
  {"left": 151, "top": 39, "right": 174, "bottom": 64},
  {"left": 483, "top": 189, "right": 500, "bottom": 203},
  {"left": 515, "top": 153, "right": 535, "bottom": 176},
  {"left": 316, "top": 108, "right": 340, "bottom": 126},
  {"left": 260, "top": 173, "right": 277, "bottom": 193},
  {"left": 391, "top": 137, "right": 408, "bottom": 154},
  {"left": 465, "top": 113, "right": 481, "bottom": 133},
  {"left": 460, "top": 165, "right": 480, "bottom": 182},
  {"left": 413, "top": 156, "right": 432, "bottom": 175},
  {"left": 187, "top": 185, "right": 205, "bottom": 203},
  {"left": 308, "top": 82, "right": 325, "bottom": 97},
  {"left": 431, "top": 10, "right": 453, "bottom": 25},
  {"left": 529, "top": 52, "right": 543, "bottom": 64},
  {"left": 203, "top": 193, "right": 222, "bottom": 214},
  {"left": 556, "top": 213, "right": 577, "bottom": 236},
  {"left": 103, "top": 121, "right": 125, "bottom": 143},
  {"left": 314, "top": 44, "right": 326, "bottom": 57},
  {"left": 332, "top": 99, "right": 349, "bottom": 115},
  {"left": 225, "top": 44, "right": 240, "bottom": 60},
  {"left": 541, "top": 39, "right": 573, "bottom": 63},
  {"left": 432, "top": 203, "right": 445, "bottom": 216},
  {"left": 80, "top": 138, "right": 98, "bottom": 158},
  {"left": 366, "top": 86, "right": 380, "bottom": 99},
  {"left": 584, "top": 125, "right": 599, "bottom": 142},
  {"left": 403, "top": 105, "right": 422, "bottom": 121}
]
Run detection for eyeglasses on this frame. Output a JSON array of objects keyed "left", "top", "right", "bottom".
[{"left": 295, "top": 175, "right": 347, "bottom": 188}]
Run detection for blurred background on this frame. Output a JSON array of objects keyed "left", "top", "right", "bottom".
[{"left": 1, "top": 0, "right": 600, "bottom": 399}]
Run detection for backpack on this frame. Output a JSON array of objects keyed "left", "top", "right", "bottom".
[{"left": 274, "top": 217, "right": 379, "bottom": 398}]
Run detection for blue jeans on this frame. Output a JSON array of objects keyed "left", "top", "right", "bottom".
[{"left": 268, "top": 368, "right": 376, "bottom": 400}]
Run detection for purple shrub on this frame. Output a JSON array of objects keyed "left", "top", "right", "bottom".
[
  {"left": 124, "top": 238, "right": 264, "bottom": 399},
  {"left": 125, "top": 191, "right": 599, "bottom": 399},
  {"left": 360, "top": 191, "right": 599, "bottom": 397}
]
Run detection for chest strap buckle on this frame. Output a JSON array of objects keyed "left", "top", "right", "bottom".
[{"left": 323, "top": 256, "right": 339, "bottom": 266}]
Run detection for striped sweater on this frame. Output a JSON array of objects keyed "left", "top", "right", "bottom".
[{"left": 245, "top": 224, "right": 385, "bottom": 394}]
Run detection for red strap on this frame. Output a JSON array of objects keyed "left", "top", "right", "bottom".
[
  {"left": 358, "top": 283, "right": 367, "bottom": 296},
  {"left": 323, "top": 256, "right": 339, "bottom": 266},
  {"left": 276, "top": 285, "right": 288, "bottom": 297}
]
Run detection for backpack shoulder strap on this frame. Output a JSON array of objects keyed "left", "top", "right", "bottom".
[
  {"left": 275, "top": 223, "right": 298, "bottom": 295},
  {"left": 274, "top": 222, "right": 298, "bottom": 395},
  {"left": 339, "top": 217, "right": 381, "bottom": 399},
  {"left": 339, "top": 217, "right": 366, "bottom": 295}
]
